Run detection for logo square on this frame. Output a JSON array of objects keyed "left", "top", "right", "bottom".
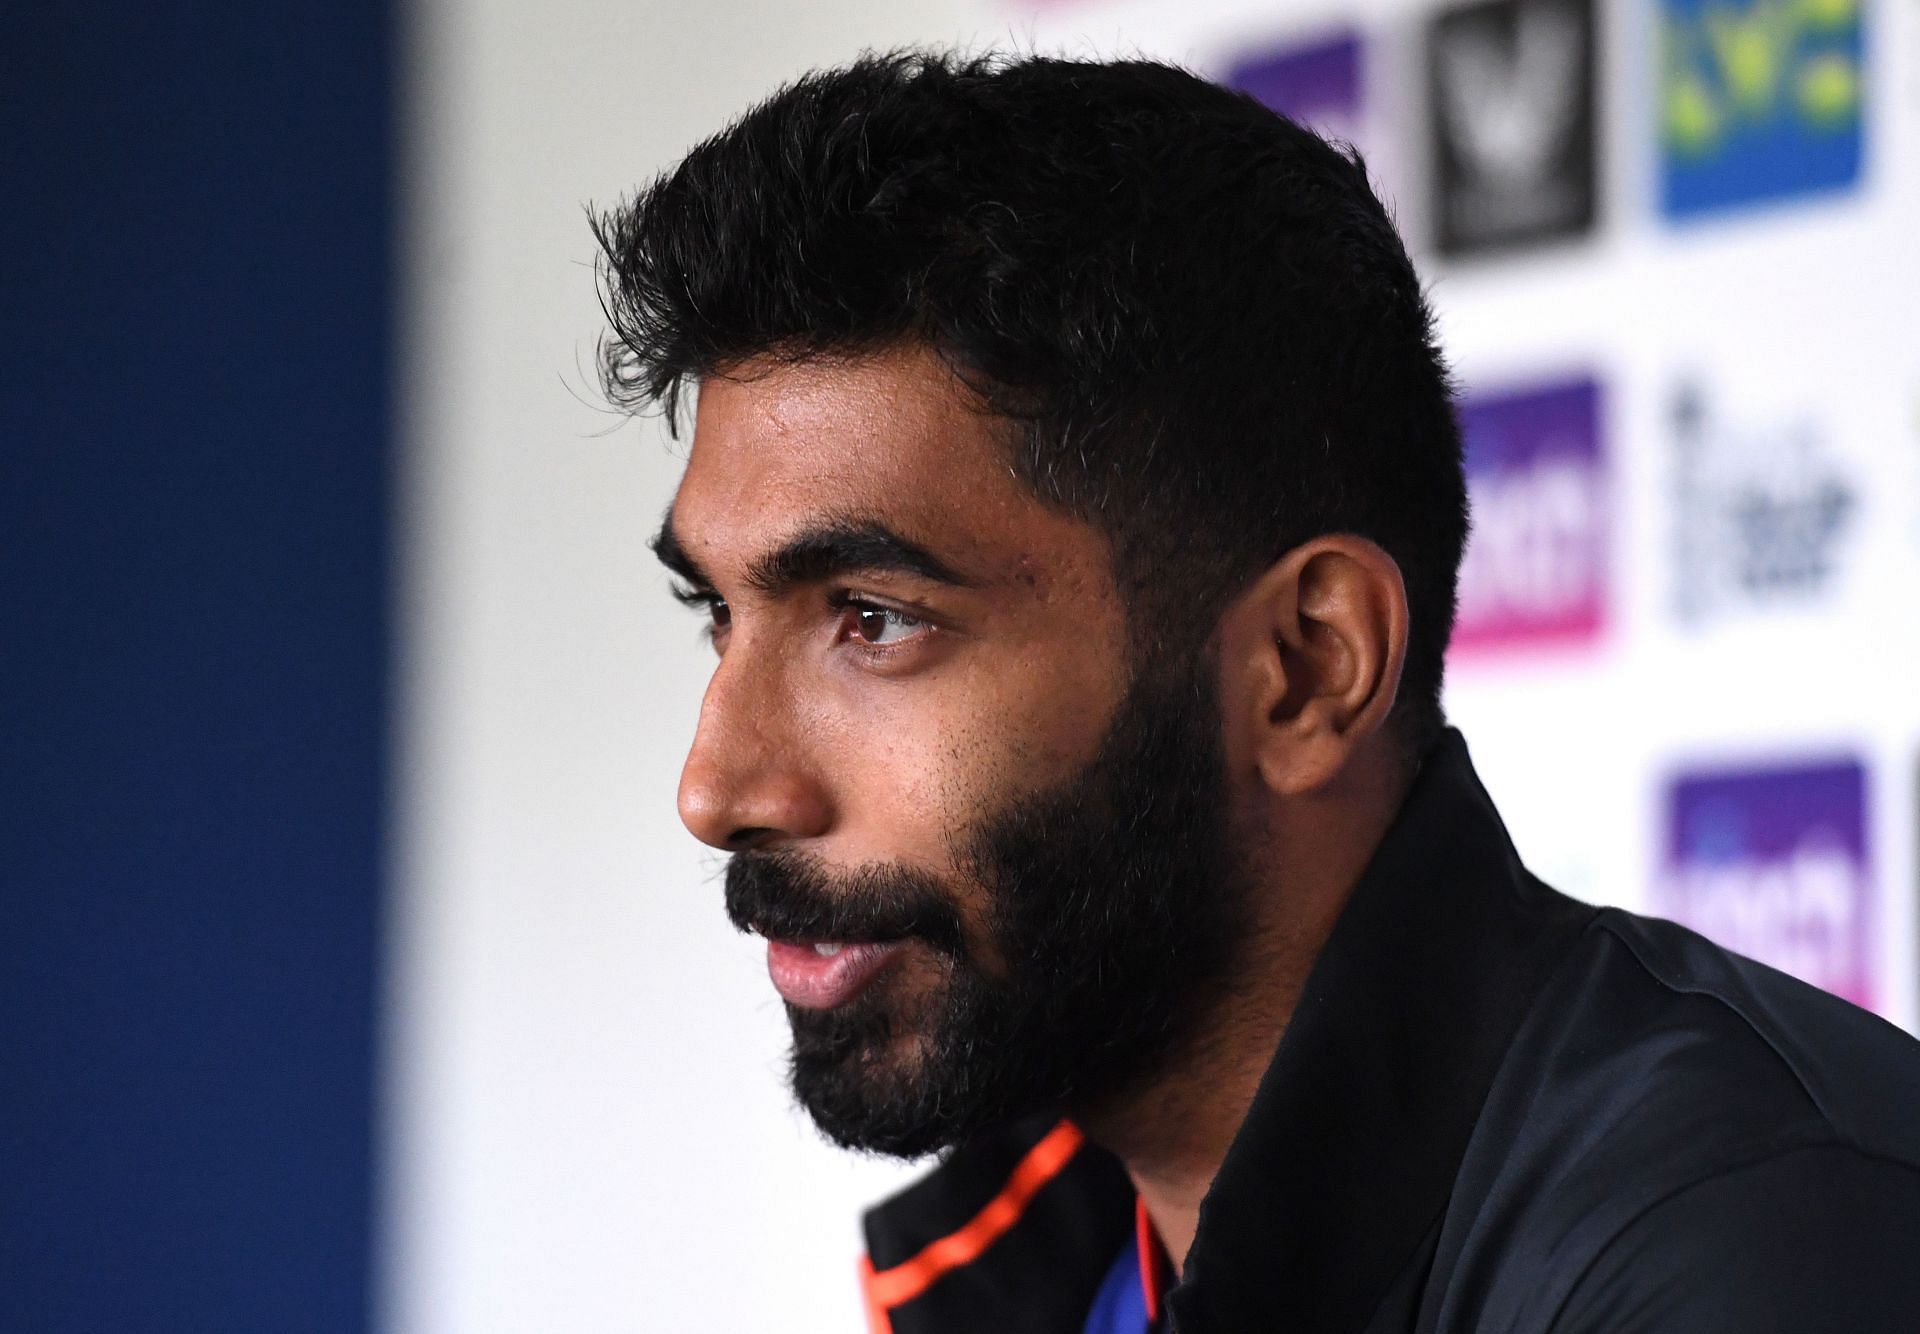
[
  {"left": 1453, "top": 376, "right": 1608, "bottom": 654},
  {"left": 1658, "top": 758, "right": 1875, "bottom": 1009},
  {"left": 1659, "top": 0, "right": 1866, "bottom": 218},
  {"left": 1428, "top": 0, "right": 1599, "bottom": 255}
]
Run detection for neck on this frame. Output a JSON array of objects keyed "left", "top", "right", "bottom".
[
  {"left": 1085, "top": 910, "right": 1326, "bottom": 1272},
  {"left": 1082, "top": 766, "right": 1409, "bottom": 1271}
]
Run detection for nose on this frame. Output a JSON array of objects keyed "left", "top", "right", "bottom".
[{"left": 676, "top": 649, "right": 831, "bottom": 851}]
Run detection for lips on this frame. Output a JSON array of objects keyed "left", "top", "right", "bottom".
[{"left": 766, "top": 938, "right": 907, "bottom": 1009}]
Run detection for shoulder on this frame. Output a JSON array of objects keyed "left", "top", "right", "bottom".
[
  {"left": 1578, "top": 906, "right": 1920, "bottom": 1158},
  {"left": 1548, "top": 1143, "right": 1920, "bottom": 1332},
  {"left": 1437, "top": 905, "right": 1920, "bottom": 1330}
]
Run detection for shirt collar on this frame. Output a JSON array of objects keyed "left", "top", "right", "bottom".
[{"left": 1167, "top": 728, "right": 1593, "bottom": 1332}]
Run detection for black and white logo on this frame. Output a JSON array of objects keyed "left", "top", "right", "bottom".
[
  {"left": 1671, "top": 380, "right": 1857, "bottom": 625},
  {"left": 1428, "top": 0, "right": 1598, "bottom": 256}
]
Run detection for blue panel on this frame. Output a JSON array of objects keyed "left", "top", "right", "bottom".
[
  {"left": 1657, "top": 0, "right": 1866, "bottom": 220},
  {"left": 1, "top": 5, "right": 390, "bottom": 1331}
]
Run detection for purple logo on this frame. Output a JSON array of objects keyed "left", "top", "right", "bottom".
[
  {"left": 1452, "top": 376, "right": 1607, "bottom": 654},
  {"left": 1658, "top": 759, "right": 1874, "bottom": 1010},
  {"left": 1227, "top": 31, "right": 1366, "bottom": 147}
]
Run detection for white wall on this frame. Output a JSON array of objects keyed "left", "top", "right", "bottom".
[{"left": 386, "top": 0, "right": 1920, "bottom": 1330}]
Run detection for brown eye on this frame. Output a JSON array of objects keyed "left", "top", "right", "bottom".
[
  {"left": 848, "top": 601, "right": 924, "bottom": 646},
  {"left": 671, "top": 583, "right": 731, "bottom": 648}
]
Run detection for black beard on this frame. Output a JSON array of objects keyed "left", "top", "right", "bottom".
[{"left": 724, "top": 656, "right": 1246, "bottom": 1159}]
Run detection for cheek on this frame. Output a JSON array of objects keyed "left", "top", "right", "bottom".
[
  {"left": 862, "top": 665, "right": 1120, "bottom": 850},
  {"left": 796, "top": 648, "right": 1118, "bottom": 873},
  {"left": 787, "top": 668, "right": 973, "bottom": 865}
]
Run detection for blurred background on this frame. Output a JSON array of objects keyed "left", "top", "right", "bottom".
[{"left": 5, "top": 0, "right": 1917, "bottom": 1330}]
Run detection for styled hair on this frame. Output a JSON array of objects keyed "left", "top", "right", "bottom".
[{"left": 594, "top": 51, "right": 1468, "bottom": 751}]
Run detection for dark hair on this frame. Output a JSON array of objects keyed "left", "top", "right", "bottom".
[{"left": 594, "top": 51, "right": 1467, "bottom": 752}]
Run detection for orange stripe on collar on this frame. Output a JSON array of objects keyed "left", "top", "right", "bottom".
[
  {"left": 861, "top": 1120, "right": 1086, "bottom": 1316},
  {"left": 858, "top": 1254, "right": 894, "bottom": 1334},
  {"left": 1134, "top": 1196, "right": 1167, "bottom": 1325}
]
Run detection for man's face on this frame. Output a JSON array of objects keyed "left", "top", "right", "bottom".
[{"left": 662, "top": 345, "right": 1245, "bottom": 1156}]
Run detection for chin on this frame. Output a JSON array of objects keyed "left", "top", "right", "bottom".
[{"left": 794, "top": 1023, "right": 1003, "bottom": 1159}]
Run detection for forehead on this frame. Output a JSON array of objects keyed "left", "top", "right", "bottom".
[{"left": 672, "top": 345, "right": 1072, "bottom": 572}]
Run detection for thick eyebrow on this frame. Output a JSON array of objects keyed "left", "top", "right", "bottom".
[
  {"left": 745, "top": 519, "right": 975, "bottom": 595},
  {"left": 650, "top": 512, "right": 974, "bottom": 598},
  {"left": 650, "top": 514, "right": 712, "bottom": 589}
]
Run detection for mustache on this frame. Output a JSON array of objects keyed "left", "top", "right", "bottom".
[{"left": 724, "top": 850, "right": 967, "bottom": 955}]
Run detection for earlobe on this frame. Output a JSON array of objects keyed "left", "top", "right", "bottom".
[{"left": 1225, "top": 537, "right": 1409, "bottom": 797}]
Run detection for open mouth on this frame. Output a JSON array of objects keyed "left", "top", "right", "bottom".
[{"left": 764, "top": 937, "right": 908, "bottom": 1009}]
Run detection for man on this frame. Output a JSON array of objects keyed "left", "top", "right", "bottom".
[{"left": 594, "top": 52, "right": 1920, "bottom": 1333}]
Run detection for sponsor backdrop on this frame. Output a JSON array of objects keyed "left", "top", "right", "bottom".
[
  {"left": 1014, "top": 0, "right": 1919, "bottom": 1041},
  {"left": 17, "top": 0, "right": 1916, "bottom": 1332},
  {"left": 384, "top": 0, "right": 1919, "bottom": 1327}
]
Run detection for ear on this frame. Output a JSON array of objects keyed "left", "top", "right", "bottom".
[{"left": 1216, "top": 535, "right": 1410, "bottom": 797}]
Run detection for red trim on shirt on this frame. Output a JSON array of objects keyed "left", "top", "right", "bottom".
[
  {"left": 858, "top": 1254, "right": 894, "bottom": 1334},
  {"left": 1135, "top": 1195, "right": 1167, "bottom": 1324},
  {"left": 863, "top": 1120, "right": 1086, "bottom": 1316}
]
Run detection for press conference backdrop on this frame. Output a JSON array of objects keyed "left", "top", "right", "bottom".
[
  {"left": 7, "top": 0, "right": 1916, "bottom": 1332},
  {"left": 399, "top": 0, "right": 1920, "bottom": 1329}
]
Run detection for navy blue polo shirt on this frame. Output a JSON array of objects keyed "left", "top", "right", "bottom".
[{"left": 859, "top": 730, "right": 1920, "bottom": 1333}]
